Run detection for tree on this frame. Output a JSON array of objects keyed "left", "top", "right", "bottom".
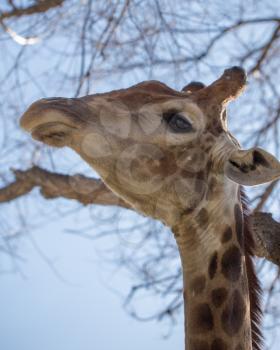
[{"left": 0, "top": 0, "right": 280, "bottom": 345}]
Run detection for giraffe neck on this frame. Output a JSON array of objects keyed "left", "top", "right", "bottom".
[{"left": 173, "top": 186, "right": 253, "bottom": 350}]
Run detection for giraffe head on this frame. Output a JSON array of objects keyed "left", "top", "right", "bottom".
[{"left": 20, "top": 67, "right": 280, "bottom": 226}]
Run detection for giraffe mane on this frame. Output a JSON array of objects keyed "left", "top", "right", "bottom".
[{"left": 241, "top": 188, "right": 263, "bottom": 350}]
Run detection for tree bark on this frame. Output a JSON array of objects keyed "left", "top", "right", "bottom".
[
  {"left": 1, "top": 166, "right": 279, "bottom": 266},
  {"left": 0, "top": 0, "right": 64, "bottom": 21}
]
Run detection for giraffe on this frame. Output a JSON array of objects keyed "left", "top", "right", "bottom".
[{"left": 20, "top": 67, "right": 280, "bottom": 350}]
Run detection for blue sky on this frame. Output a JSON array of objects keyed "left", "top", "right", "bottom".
[{"left": 0, "top": 208, "right": 184, "bottom": 350}]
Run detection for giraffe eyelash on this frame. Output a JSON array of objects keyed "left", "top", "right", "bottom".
[{"left": 163, "top": 110, "right": 194, "bottom": 133}]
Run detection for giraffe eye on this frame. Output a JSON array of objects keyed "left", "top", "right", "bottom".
[{"left": 164, "top": 112, "right": 193, "bottom": 133}]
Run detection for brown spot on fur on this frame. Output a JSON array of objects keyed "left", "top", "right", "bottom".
[
  {"left": 183, "top": 207, "right": 196, "bottom": 216},
  {"left": 206, "top": 160, "right": 213, "bottom": 174},
  {"left": 211, "top": 338, "right": 227, "bottom": 350},
  {"left": 191, "top": 153, "right": 198, "bottom": 163},
  {"left": 197, "top": 208, "right": 209, "bottom": 228},
  {"left": 189, "top": 339, "right": 209, "bottom": 350},
  {"left": 208, "top": 119, "right": 224, "bottom": 136},
  {"left": 209, "top": 127, "right": 223, "bottom": 136},
  {"left": 206, "top": 177, "right": 220, "bottom": 201},
  {"left": 234, "top": 204, "right": 244, "bottom": 247},
  {"left": 204, "top": 134, "right": 215, "bottom": 144},
  {"left": 196, "top": 170, "right": 206, "bottom": 181},
  {"left": 190, "top": 303, "right": 214, "bottom": 334},
  {"left": 186, "top": 224, "right": 197, "bottom": 236},
  {"left": 208, "top": 177, "right": 217, "bottom": 192},
  {"left": 221, "top": 290, "right": 246, "bottom": 336},
  {"left": 235, "top": 345, "right": 243, "bottom": 350},
  {"left": 208, "top": 252, "right": 218, "bottom": 279},
  {"left": 204, "top": 145, "right": 212, "bottom": 153},
  {"left": 195, "top": 171, "right": 207, "bottom": 195},
  {"left": 190, "top": 276, "right": 206, "bottom": 294},
  {"left": 221, "top": 245, "right": 242, "bottom": 281},
  {"left": 221, "top": 226, "right": 232, "bottom": 243},
  {"left": 211, "top": 288, "right": 228, "bottom": 307}
]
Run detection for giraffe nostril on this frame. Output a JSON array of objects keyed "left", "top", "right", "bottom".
[
  {"left": 228, "top": 160, "right": 256, "bottom": 173},
  {"left": 253, "top": 150, "right": 269, "bottom": 167}
]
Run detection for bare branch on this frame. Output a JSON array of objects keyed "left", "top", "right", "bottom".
[
  {"left": 250, "top": 212, "right": 280, "bottom": 266},
  {"left": 253, "top": 180, "right": 278, "bottom": 212},
  {"left": 0, "top": 0, "right": 64, "bottom": 21},
  {"left": 0, "top": 166, "right": 129, "bottom": 208},
  {"left": 248, "top": 24, "right": 280, "bottom": 75}
]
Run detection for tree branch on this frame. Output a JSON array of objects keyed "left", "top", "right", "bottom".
[
  {"left": 0, "top": 0, "right": 64, "bottom": 21},
  {"left": 248, "top": 24, "right": 280, "bottom": 75},
  {"left": 0, "top": 166, "right": 129, "bottom": 208},
  {"left": 250, "top": 212, "right": 280, "bottom": 266},
  {"left": 253, "top": 180, "right": 278, "bottom": 212},
  {"left": 1, "top": 167, "right": 279, "bottom": 266}
]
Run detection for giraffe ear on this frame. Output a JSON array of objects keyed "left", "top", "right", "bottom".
[{"left": 224, "top": 148, "right": 280, "bottom": 186}]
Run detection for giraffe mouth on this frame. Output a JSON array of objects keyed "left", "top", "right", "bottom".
[{"left": 224, "top": 148, "right": 280, "bottom": 185}]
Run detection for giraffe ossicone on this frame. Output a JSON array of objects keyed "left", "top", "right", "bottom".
[{"left": 20, "top": 67, "right": 280, "bottom": 350}]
